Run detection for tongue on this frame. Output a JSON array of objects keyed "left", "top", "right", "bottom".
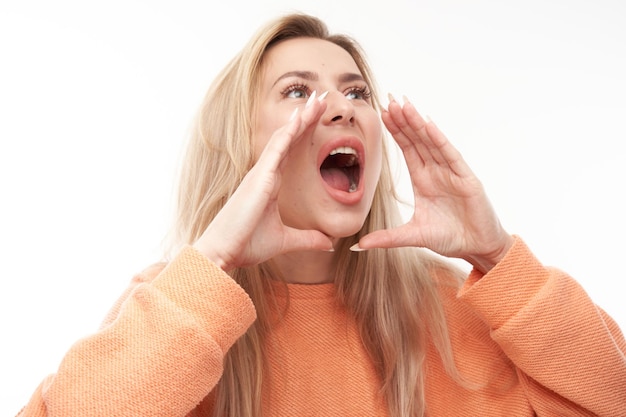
[{"left": 321, "top": 167, "right": 351, "bottom": 192}]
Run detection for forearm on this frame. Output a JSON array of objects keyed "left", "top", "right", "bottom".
[
  {"left": 460, "top": 236, "right": 626, "bottom": 415},
  {"left": 19, "top": 247, "right": 256, "bottom": 417}
]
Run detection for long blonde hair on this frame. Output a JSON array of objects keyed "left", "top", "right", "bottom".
[{"left": 169, "top": 12, "right": 463, "bottom": 417}]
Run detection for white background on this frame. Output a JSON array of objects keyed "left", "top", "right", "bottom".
[{"left": 1, "top": 0, "right": 625, "bottom": 414}]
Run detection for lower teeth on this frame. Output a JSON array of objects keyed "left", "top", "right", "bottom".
[{"left": 349, "top": 180, "right": 357, "bottom": 193}]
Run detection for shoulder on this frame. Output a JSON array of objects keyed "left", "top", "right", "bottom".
[{"left": 131, "top": 261, "right": 168, "bottom": 284}]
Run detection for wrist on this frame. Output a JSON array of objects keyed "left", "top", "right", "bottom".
[
  {"left": 465, "top": 234, "right": 515, "bottom": 274},
  {"left": 192, "top": 242, "right": 233, "bottom": 272}
]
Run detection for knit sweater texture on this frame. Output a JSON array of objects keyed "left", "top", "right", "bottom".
[{"left": 17, "top": 237, "right": 626, "bottom": 416}]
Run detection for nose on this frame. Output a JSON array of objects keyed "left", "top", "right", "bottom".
[{"left": 322, "top": 91, "right": 355, "bottom": 125}]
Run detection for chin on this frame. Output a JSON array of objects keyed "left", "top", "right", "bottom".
[{"left": 319, "top": 216, "right": 367, "bottom": 240}]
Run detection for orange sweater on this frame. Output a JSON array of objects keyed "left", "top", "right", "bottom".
[{"left": 17, "top": 237, "right": 626, "bottom": 416}]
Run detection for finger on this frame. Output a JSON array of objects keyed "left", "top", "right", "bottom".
[
  {"left": 400, "top": 100, "right": 450, "bottom": 165},
  {"left": 299, "top": 90, "right": 328, "bottom": 130},
  {"left": 386, "top": 98, "right": 446, "bottom": 166},
  {"left": 382, "top": 98, "right": 425, "bottom": 151},
  {"left": 400, "top": 100, "right": 472, "bottom": 176},
  {"left": 282, "top": 227, "right": 335, "bottom": 253},
  {"left": 382, "top": 111, "right": 427, "bottom": 173},
  {"left": 257, "top": 95, "right": 327, "bottom": 170},
  {"left": 354, "top": 225, "right": 422, "bottom": 250},
  {"left": 383, "top": 100, "right": 437, "bottom": 168}
]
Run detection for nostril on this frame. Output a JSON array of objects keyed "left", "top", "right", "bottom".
[{"left": 330, "top": 115, "right": 355, "bottom": 123}]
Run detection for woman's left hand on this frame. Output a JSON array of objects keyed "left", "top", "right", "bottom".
[{"left": 356, "top": 96, "right": 514, "bottom": 273}]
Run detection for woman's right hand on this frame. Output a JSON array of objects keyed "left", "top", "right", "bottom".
[{"left": 193, "top": 93, "right": 334, "bottom": 271}]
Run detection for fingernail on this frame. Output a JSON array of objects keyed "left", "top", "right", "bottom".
[
  {"left": 349, "top": 243, "right": 366, "bottom": 252},
  {"left": 305, "top": 90, "right": 317, "bottom": 108},
  {"left": 289, "top": 107, "right": 299, "bottom": 121},
  {"left": 424, "top": 114, "right": 433, "bottom": 123},
  {"left": 317, "top": 90, "right": 329, "bottom": 101},
  {"left": 387, "top": 93, "right": 397, "bottom": 104},
  {"left": 324, "top": 247, "right": 335, "bottom": 252},
  {"left": 402, "top": 95, "right": 410, "bottom": 104}
]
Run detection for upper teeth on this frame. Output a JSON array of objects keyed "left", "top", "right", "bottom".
[{"left": 329, "top": 146, "right": 357, "bottom": 156}]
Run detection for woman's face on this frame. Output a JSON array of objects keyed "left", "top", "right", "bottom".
[{"left": 253, "top": 37, "right": 383, "bottom": 239}]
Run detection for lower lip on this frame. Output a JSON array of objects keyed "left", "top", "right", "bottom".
[{"left": 320, "top": 178, "right": 364, "bottom": 205}]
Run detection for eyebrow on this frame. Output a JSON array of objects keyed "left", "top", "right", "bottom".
[{"left": 272, "top": 70, "right": 366, "bottom": 87}]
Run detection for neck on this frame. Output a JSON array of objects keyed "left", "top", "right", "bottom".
[{"left": 272, "top": 249, "right": 336, "bottom": 284}]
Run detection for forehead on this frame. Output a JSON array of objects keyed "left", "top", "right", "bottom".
[{"left": 260, "top": 37, "right": 361, "bottom": 82}]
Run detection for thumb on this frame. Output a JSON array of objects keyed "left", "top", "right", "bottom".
[
  {"left": 283, "top": 228, "right": 335, "bottom": 253},
  {"left": 352, "top": 226, "right": 418, "bottom": 251}
]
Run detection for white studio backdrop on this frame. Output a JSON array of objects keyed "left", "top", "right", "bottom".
[{"left": 1, "top": 0, "right": 625, "bottom": 414}]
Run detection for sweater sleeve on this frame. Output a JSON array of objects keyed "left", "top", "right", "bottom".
[
  {"left": 458, "top": 236, "right": 626, "bottom": 416},
  {"left": 16, "top": 246, "right": 257, "bottom": 417}
]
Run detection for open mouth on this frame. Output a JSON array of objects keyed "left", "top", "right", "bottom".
[{"left": 320, "top": 146, "right": 361, "bottom": 193}]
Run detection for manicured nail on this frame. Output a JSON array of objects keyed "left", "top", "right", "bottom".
[
  {"left": 349, "top": 243, "right": 366, "bottom": 252},
  {"left": 289, "top": 107, "right": 299, "bottom": 121},
  {"left": 305, "top": 90, "right": 317, "bottom": 108},
  {"left": 424, "top": 114, "right": 433, "bottom": 123},
  {"left": 317, "top": 90, "right": 329, "bottom": 101},
  {"left": 387, "top": 93, "right": 397, "bottom": 104},
  {"left": 402, "top": 95, "right": 410, "bottom": 104}
]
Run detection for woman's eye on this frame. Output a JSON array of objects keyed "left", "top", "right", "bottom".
[
  {"left": 282, "top": 84, "right": 310, "bottom": 99},
  {"left": 346, "top": 91, "right": 360, "bottom": 100},
  {"left": 286, "top": 89, "right": 307, "bottom": 99},
  {"left": 345, "top": 86, "right": 372, "bottom": 101}
]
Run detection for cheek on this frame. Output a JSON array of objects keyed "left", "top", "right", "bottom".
[
  {"left": 252, "top": 121, "right": 273, "bottom": 161},
  {"left": 363, "top": 119, "right": 384, "bottom": 202},
  {"left": 252, "top": 136, "right": 267, "bottom": 162},
  {"left": 252, "top": 107, "right": 286, "bottom": 161},
  {"left": 367, "top": 120, "right": 384, "bottom": 177},
  {"left": 368, "top": 144, "right": 383, "bottom": 186}
]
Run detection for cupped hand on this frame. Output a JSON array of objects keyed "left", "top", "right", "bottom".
[
  {"left": 356, "top": 96, "right": 513, "bottom": 273},
  {"left": 193, "top": 94, "right": 334, "bottom": 271}
]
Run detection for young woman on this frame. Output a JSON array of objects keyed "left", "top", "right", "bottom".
[{"left": 18, "top": 13, "right": 626, "bottom": 417}]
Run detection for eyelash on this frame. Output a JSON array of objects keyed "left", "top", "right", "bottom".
[
  {"left": 346, "top": 85, "right": 372, "bottom": 100},
  {"left": 281, "top": 83, "right": 311, "bottom": 99},
  {"left": 280, "top": 83, "right": 372, "bottom": 101}
]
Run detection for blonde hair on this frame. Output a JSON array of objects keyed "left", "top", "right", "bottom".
[{"left": 168, "top": 12, "right": 464, "bottom": 417}]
